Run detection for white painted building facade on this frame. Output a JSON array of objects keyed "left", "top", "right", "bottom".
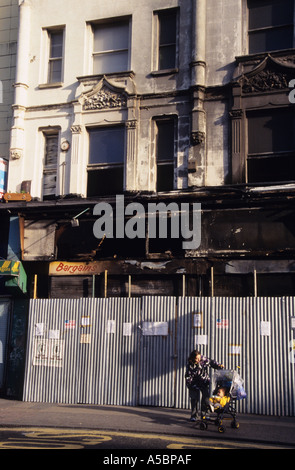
[
  {"left": 1, "top": 0, "right": 295, "bottom": 301},
  {"left": 6, "top": 0, "right": 247, "bottom": 199}
]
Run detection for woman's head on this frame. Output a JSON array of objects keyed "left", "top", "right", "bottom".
[{"left": 188, "top": 350, "right": 202, "bottom": 364}]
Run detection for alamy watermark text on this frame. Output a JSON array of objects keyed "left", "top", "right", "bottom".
[{"left": 93, "top": 195, "right": 201, "bottom": 250}]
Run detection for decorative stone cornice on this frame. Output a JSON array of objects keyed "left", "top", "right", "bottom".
[
  {"left": 70, "top": 125, "right": 82, "bottom": 134},
  {"left": 229, "top": 109, "right": 243, "bottom": 118},
  {"left": 236, "top": 54, "right": 295, "bottom": 94},
  {"left": 80, "top": 76, "right": 128, "bottom": 111},
  {"left": 241, "top": 69, "right": 291, "bottom": 94}
]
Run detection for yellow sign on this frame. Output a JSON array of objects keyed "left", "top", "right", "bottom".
[
  {"left": 0, "top": 260, "right": 20, "bottom": 275},
  {"left": 49, "top": 261, "right": 101, "bottom": 276}
]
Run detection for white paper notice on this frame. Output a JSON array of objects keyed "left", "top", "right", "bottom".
[
  {"left": 142, "top": 322, "right": 168, "bottom": 336},
  {"left": 35, "top": 323, "right": 44, "bottom": 336},
  {"left": 123, "top": 322, "right": 132, "bottom": 336},
  {"left": 194, "top": 313, "right": 202, "bottom": 328},
  {"left": 48, "top": 329, "right": 60, "bottom": 340},
  {"left": 80, "top": 333, "right": 91, "bottom": 344},
  {"left": 195, "top": 334, "right": 208, "bottom": 345},
  {"left": 81, "top": 316, "right": 91, "bottom": 326},
  {"left": 230, "top": 345, "right": 241, "bottom": 355},
  {"left": 107, "top": 320, "right": 116, "bottom": 334},
  {"left": 260, "top": 321, "right": 271, "bottom": 336}
]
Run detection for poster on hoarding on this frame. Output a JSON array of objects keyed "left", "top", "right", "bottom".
[
  {"left": 32, "top": 339, "right": 64, "bottom": 367},
  {"left": 0, "top": 158, "right": 8, "bottom": 198}
]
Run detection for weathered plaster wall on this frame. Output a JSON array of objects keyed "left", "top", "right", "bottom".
[{"left": 0, "top": 0, "right": 18, "bottom": 160}]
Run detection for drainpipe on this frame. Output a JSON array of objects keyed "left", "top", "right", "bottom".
[{"left": 189, "top": 0, "right": 206, "bottom": 187}]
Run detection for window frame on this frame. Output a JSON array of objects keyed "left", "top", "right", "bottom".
[
  {"left": 41, "top": 128, "right": 60, "bottom": 199},
  {"left": 246, "top": 107, "right": 295, "bottom": 184},
  {"left": 91, "top": 17, "right": 131, "bottom": 75},
  {"left": 153, "top": 8, "right": 179, "bottom": 74},
  {"left": 154, "top": 116, "right": 177, "bottom": 192},
  {"left": 48, "top": 29, "right": 64, "bottom": 83},
  {"left": 40, "top": 26, "right": 65, "bottom": 87},
  {"left": 247, "top": 0, "right": 295, "bottom": 54},
  {"left": 86, "top": 125, "right": 126, "bottom": 196}
]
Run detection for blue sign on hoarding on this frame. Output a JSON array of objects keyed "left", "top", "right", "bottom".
[{"left": 0, "top": 158, "right": 8, "bottom": 197}]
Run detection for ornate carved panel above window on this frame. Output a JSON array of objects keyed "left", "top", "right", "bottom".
[
  {"left": 79, "top": 77, "right": 128, "bottom": 111},
  {"left": 77, "top": 73, "right": 136, "bottom": 111},
  {"left": 236, "top": 54, "right": 295, "bottom": 95}
]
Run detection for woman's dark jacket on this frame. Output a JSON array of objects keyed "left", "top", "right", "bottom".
[{"left": 185, "top": 356, "right": 223, "bottom": 391}]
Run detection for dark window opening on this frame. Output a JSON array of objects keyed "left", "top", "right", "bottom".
[
  {"left": 213, "top": 274, "right": 254, "bottom": 296},
  {"left": 87, "top": 126, "right": 125, "bottom": 196},
  {"left": 257, "top": 273, "right": 295, "bottom": 296},
  {"left": 155, "top": 119, "right": 175, "bottom": 191},
  {"left": 248, "top": 0, "right": 294, "bottom": 54},
  {"left": 158, "top": 9, "right": 177, "bottom": 70},
  {"left": 247, "top": 108, "right": 295, "bottom": 183}
]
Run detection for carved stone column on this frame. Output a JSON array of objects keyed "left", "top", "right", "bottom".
[
  {"left": 189, "top": 0, "right": 206, "bottom": 187},
  {"left": 70, "top": 125, "right": 83, "bottom": 195},
  {"left": 125, "top": 120, "right": 137, "bottom": 191},
  {"left": 230, "top": 109, "right": 244, "bottom": 184}
]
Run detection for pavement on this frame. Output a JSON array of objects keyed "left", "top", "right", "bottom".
[{"left": 0, "top": 398, "right": 295, "bottom": 448}]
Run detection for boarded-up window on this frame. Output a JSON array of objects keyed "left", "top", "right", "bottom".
[
  {"left": 23, "top": 220, "right": 56, "bottom": 261},
  {"left": 43, "top": 133, "right": 58, "bottom": 199},
  {"left": 50, "top": 276, "right": 93, "bottom": 298}
]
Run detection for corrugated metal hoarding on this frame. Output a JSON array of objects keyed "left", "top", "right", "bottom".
[{"left": 23, "top": 296, "right": 295, "bottom": 416}]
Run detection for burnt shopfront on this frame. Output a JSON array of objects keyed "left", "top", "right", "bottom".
[{"left": 2, "top": 186, "right": 295, "bottom": 300}]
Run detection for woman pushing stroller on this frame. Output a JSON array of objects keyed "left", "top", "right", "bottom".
[{"left": 185, "top": 350, "right": 224, "bottom": 421}]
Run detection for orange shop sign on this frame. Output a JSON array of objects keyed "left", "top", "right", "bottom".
[{"left": 49, "top": 261, "right": 102, "bottom": 276}]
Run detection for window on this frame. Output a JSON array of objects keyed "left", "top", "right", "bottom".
[
  {"left": 43, "top": 131, "right": 59, "bottom": 199},
  {"left": 247, "top": 108, "right": 295, "bottom": 183},
  {"left": 155, "top": 119, "right": 175, "bottom": 191},
  {"left": 248, "top": 0, "right": 294, "bottom": 54},
  {"left": 156, "top": 9, "right": 177, "bottom": 70},
  {"left": 92, "top": 20, "right": 130, "bottom": 74},
  {"left": 47, "top": 30, "right": 64, "bottom": 83},
  {"left": 87, "top": 126, "right": 125, "bottom": 196}
]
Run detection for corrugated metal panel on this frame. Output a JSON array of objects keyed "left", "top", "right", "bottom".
[
  {"left": 76, "top": 297, "right": 141, "bottom": 406},
  {"left": 22, "top": 299, "right": 81, "bottom": 403},
  {"left": 247, "top": 297, "right": 295, "bottom": 416},
  {"left": 22, "top": 296, "right": 295, "bottom": 416},
  {"left": 138, "top": 296, "right": 176, "bottom": 407},
  {"left": 177, "top": 296, "right": 295, "bottom": 416},
  {"left": 23, "top": 297, "right": 141, "bottom": 406}
]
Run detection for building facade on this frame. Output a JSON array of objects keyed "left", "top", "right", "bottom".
[{"left": 1, "top": 0, "right": 295, "bottom": 300}]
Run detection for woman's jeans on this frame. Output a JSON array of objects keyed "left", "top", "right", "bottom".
[{"left": 189, "top": 386, "right": 210, "bottom": 417}]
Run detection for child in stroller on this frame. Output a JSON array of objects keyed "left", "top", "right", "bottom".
[
  {"left": 209, "top": 386, "right": 230, "bottom": 411},
  {"left": 199, "top": 369, "right": 246, "bottom": 433}
]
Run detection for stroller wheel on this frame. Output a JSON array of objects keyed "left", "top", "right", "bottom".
[
  {"left": 218, "top": 425, "right": 225, "bottom": 433},
  {"left": 231, "top": 420, "right": 240, "bottom": 429},
  {"left": 200, "top": 421, "right": 207, "bottom": 431}
]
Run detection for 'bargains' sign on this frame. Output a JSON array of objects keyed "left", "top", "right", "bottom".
[{"left": 49, "top": 261, "right": 102, "bottom": 275}]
